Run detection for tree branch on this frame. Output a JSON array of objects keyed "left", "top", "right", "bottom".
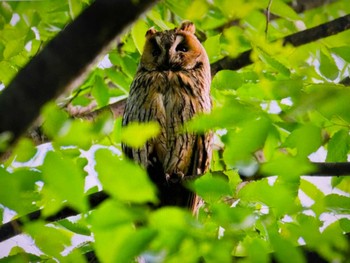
[
  {"left": 0, "top": 191, "right": 109, "bottom": 243},
  {"left": 2, "top": 161, "right": 350, "bottom": 242},
  {"left": 239, "top": 162, "right": 350, "bottom": 181},
  {"left": 211, "top": 14, "right": 350, "bottom": 75},
  {"left": 0, "top": 0, "right": 158, "bottom": 152}
]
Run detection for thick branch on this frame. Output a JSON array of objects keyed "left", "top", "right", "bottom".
[
  {"left": 2, "top": 161, "right": 350, "bottom": 242},
  {"left": 0, "top": 191, "right": 109, "bottom": 243},
  {"left": 211, "top": 14, "right": 350, "bottom": 75},
  {"left": 0, "top": 0, "right": 158, "bottom": 151},
  {"left": 239, "top": 162, "right": 350, "bottom": 181}
]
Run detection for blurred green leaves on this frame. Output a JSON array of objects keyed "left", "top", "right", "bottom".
[
  {"left": 95, "top": 148, "right": 157, "bottom": 203},
  {"left": 1, "top": 0, "right": 350, "bottom": 262},
  {"left": 41, "top": 151, "right": 88, "bottom": 213}
]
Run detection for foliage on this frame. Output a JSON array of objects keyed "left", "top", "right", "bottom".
[{"left": 1, "top": 0, "right": 350, "bottom": 262}]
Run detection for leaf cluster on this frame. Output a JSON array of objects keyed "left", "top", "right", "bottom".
[{"left": 1, "top": 0, "right": 350, "bottom": 262}]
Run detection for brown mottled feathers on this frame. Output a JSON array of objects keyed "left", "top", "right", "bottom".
[{"left": 122, "top": 21, "right": 212, "bottom": 211}]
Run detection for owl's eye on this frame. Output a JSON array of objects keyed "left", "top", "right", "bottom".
[{"left": 176, "top": 43, "right": 189, "bottom": 52}]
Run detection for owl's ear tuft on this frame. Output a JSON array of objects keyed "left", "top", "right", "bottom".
[
  {"left": 146, "top": 27, "right": 157, "bottom": 37},
  {"left": 179, "top": 21, "right": 195, "bottom": 34}
]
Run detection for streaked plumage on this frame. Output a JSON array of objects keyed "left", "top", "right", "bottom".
[{"left": 122, "top": 21, "right": 212, "bottom": 211}]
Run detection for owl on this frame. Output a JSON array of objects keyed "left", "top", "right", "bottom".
[{"left": 122, "top": 21, "right": 212, "bottom": 211}]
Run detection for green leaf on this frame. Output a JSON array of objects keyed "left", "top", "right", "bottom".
[
  {"left": 0, "top": 61, "right": 17, "bottom": 85},
  {"left": 269, "top": 0, "right": 300, "bottom": 21},
  {"left": 319, "top": 50, "right": 339, "bottom": 80},
  {"left": 331, "top": 177, "right": 350, "bottom": 194},
  {"left": 324, "top": 194, "right": 350, "bottom": 214},
  {"left": 24, "top": 221, "right": 71, "bottom": 259},
  {"left": 149, "top": 207, "right": 195, "bottom": 252},
  {"left": 238, "top": 178, "right": 299, "bottom": 217},
  {"left": 261, "top": 156, "right": 315, "bottom": 177},
  {"left": 41, "top": 103, "right": 69, "bottom": 138},
  {"left": 202, "top": 34, "right": 222, "bottom": 63},
  {"left": 0, "top": 168, "right": 41, "bottom": 214},
  {"left": 131, "top": 19, "right": 149, "bottom": 54},
  {"left": 326, "top": 129, "right": 350, "bottom": 162},
  {"left": 300, "top": 178, "right": 325, "bottom": 201},
  {"left": 211, "top": 70, "right": 243, "bottom": 90},
  {"left": 243, "top": 237, "right": 270, "bottom": 263},
  {"left": 95, "top": 149, "right": 157, "bottom": 203},
  {"left": 331, "top": 46, "right": 350, "bottom": 63},
  {"left": 193, "top": 173, "right": 232, "bottom": 204},
  {"left": 92, "top": 75, "right": 110, "bottom": 107},
  {"left": 258, "top": 49, "right": 291, "bottom": 76},
  {"left": 3, "top": 40, "right": 24, "bottom": 60},
  {"left": 283, "top": 123, "right": 322, "bottom": 158},
  {"left": 186, "top": 0, "right": 209, "bottom": 20},
  {"left": 90, "top": 200, "right": 155, "bottom": 263},
  {"left": 41, "top": 151, "right": 88, "bottom": 213},
  {"left": 224, "top": 117, "right": 271, "bottom": 164},
  {"left": 339, "top": 218, "right": 350, "bottom": 233},
  {"left": 11, "top": 138, "right": 37, "bottom": 163},
  {"left": 57, "top": 219, "right": 91, "bottom": 236},
  {"left": 270, "top": 234, "right": 306, "bottom": 263},
  {"left": 121, "top": 121, "right": 160, "bottom": 148},
  {"left": 211, "top": 203, "right": 253, "bottom": 228},
  {"left": 68, "top": 0, "right": 82, "bottom": 19}
]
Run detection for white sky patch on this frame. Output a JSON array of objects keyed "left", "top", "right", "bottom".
[
  {"left": 261, "top": 100, "right": 281, "bottom": 114},
  {"left": 10, "top": 13, "right": 20, "bottom": 26},
  {"left": 97, "top": 55, "right": 113, "bottom": 69},
  {"left": 281, "top": 97, "right": 293, "bottom": 106},
  {"left": 31, "top": 27, "right": 40, "bottom": 40}
]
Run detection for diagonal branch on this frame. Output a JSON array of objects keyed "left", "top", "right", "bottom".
[
  {"left": 0, "top": 0, "right": 158, "bottom": 152},
  {"left": 1, "top": 161, "right": 350, "bottom": 242},
  {"left": 210, "top": 14, "right": 350, "bottom": 75}
]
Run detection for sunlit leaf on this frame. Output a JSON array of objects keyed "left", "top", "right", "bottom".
[
  {"left": 324, "top": 194, "right": 350, "bottom": 214},
  {"left": 68, "top": 0, "right": 82, "bottom": 19},
  {"left": 24, "top": 221, "right": 71, "bottom": 259},
  {"left": 269, "top": 0, "right": 300, "bottom": 21},
  {"left": 283, "top": 123, "right": 322, "bottom": 158},
  {"left": 203, "top": 34, "right": 222, "bottom": 63},
  {"left": 12, "top": 137, "right": 37, "bottom": 163},
  {"left": 95, "top": 148, "right": 157, "bottom": 203},
  {"left": 326, "top": 129, "right": 350, "bottom": 162},
  {"left": 331, "top": 46, "right": 350, "bottom": 63},
  {"left": 224, "top": 117, "right": 271, "bottom": 164},
  {"left": 131, "top": 19, "right": 149, "bottom": 54},
  {"left": 0, "top": 168, "right": 41, "bottom": 214},
  {"left": 319, "top": 50, "right": 339, "bottom": 80},
  {"left": 90, "top": 200, "right": 155, "bottom": 263},
  {"left": 258, "top": 48, "right": 291, "bottom": 76},
  {"left": 186, "top": 0, "right": 208, "bottom": 20},
  {"left": 121, "top": 121, "right": 160, "bottom": 148},
  {"left": 92, "top": 75, "right": 110, "bottom": 107},
  {"left": 193, "top": 173, "right": 232, "bottom": 204},
  {"left": 238, "top": 178, "right": 299, "bottom": 217},
  {"left": 42, "top": 151, "right": 88, "bottom": 213},
  {"left": 211, "top": 70, "right": 243, "bottom": 90},
  {"left": 270, "top": 234, "right": 306, "bottom": 263}
]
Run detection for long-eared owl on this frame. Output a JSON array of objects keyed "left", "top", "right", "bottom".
[{"left": 122, "top": 21, "right": 212, "bottom": 211}]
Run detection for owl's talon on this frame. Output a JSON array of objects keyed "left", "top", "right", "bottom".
[{"left": 166, "top": 172, "right": 185, "bottom": 184}]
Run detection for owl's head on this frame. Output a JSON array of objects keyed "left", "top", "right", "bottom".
[{"left": 139, "top": 21, "right": 209, "bottom": 72}]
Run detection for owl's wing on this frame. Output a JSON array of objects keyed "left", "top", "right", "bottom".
[{"left": 122, "top": 74, "right": 166, "bottom": 170}]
